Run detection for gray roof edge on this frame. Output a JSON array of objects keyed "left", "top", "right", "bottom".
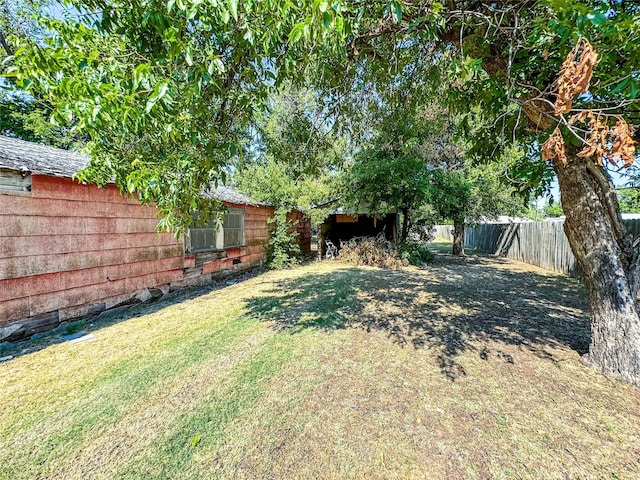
[
  {"left": 0, "top": 136, "right": 273, "bottom": 208},
  {"left": 0, "top": 135, "right": 90, "bottom": 178},
  {"left": 205, "top": 185, "right": 272, "bottom": 207}
]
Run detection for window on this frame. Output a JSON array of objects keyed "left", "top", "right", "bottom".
[
  {"left": 223, "top": 209, "right": 244, "bottom": 248},
  {"left": 186, "top": 208, "right": 245, "bottom": 253},
  {"left": 187, "top": 214, "right": 220, "bottom": 253}
]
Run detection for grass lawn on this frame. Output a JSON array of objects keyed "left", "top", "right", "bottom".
[{"left": 2, "top": 248, "right": 640, "bottom": 479}]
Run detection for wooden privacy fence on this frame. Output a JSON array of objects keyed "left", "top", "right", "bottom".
[
  {"left": 433, "top": 220, "right": 640, "bottom": 278},
  {"left": 433, "top": 225, "right": 455, "bottom": 241}
]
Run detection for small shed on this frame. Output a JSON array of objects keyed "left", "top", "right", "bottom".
[
  {"left": 0, "top": 136, "right": 310, "bottom": 341},
  {"left": 315, "top": 199, "right": 398, "bottom": 258}
]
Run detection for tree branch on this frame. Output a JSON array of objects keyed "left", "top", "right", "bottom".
[{"left": 0, "top": 27, "right": 14, "bottom": 57}]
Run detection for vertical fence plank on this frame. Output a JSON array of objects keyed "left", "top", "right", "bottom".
[{"left": 435, "top": 219, "right": 640, "bottom": 277}]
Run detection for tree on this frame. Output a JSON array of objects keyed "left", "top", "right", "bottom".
[
  {"left": 345, "top": 139, "right": 525, "bottom": 255},
  {"left": 234, "top": 88, "right": 342, "bottom": 266},
  {"left": 6, "top": 0, "right": 640, "bottom": 384},
  {"left": 429, "top": 169, "right": 471, "bottom": 255},
  {"left": 452, "top": 3, "right": 640, "bottom": 384},
  {"left": 343, "top": 147, "right": 431, "bottom": 243},
  {"left": 543, "top": 200, "right": 565, "bottom": 218},
  {"left": 428, "top": 159, "right": 527, "bottom": 255},
  {"left": 6, "top": 0, "right": 345, "bottom": 230},
  {"left": 316, "top": 1, "right": 640, "bottom": 384},
  {"left": 0, "top": 0, "right": 48, "bottom": 60},
  {"left": 0, "top": 0, "right": 86, "bottom": 148},
  {"left": 617, "top": 188, "right": 640, "bottom": 214},
  {"left": 344, "top": 96, "right": 525, "bottom": 253},
  {"left": 0, "top": 90, "right": 87, "bottom": 148},
  {"left": 340, "top": 104, "right": 434, "bottom": 243}
]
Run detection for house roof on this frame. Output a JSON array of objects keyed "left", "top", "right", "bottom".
[
  {"left": 0, "top": 135, "right": 266, "bottom": 206},
  {"left": 0, "top": 135, "right": 90, "bottom": 178},
  {"left": 311, "top": 197, "right": 341, "bottom": 209},
  {"left": 203, "top": 185, "right": 269, "bottom": 207}
]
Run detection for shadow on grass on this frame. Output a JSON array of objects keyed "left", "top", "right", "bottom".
[
  {"left": 0, "top": 270, "right": 264, "bottom": 360},
  {"left": 244, "top": 254, "right": 590, "bottom": 381}
]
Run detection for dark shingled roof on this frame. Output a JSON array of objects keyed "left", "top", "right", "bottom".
[
  {"left": 0, "top": 135, "right": 90, "bottom": 178},
  {"left": 0, "top": 135, "right": 267, "bottom": 206},
  {"left": 203, "top": 185, "right": 270, "bottom": 207}
]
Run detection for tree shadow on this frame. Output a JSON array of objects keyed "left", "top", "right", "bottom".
[
  {"left": 467, "top": 223, "right": 584, "bottom": 278},
  {"left": 243, "top": 255, "right": 590, "bottom": 381},
  {"left": 0, "top": 270, "right": 264, "bottom": 360}
]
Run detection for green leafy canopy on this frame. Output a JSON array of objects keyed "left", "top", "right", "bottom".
[
  {"left": 5, "top": 0, "right": 347, "bottom": 231},
  {"left": 4, "top": 0, "right": 640, "bottom": 232}
]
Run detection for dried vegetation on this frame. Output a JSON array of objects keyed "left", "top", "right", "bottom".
[
  {"left": 542, "top": 38, "right": 637, "bottom": 168},
  {"left": 554, "top": 38, "right": 599, "bottom": 115},
  {"left": 337, "top": 234, "right": 408, "bottom": 269}
]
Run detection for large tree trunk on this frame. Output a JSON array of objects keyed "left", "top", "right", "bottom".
[
  {"left": 555, "top": 150, "right": 640, "bottom": 385},
  {"left": 452, "top": 219, "right": 465, "bottom": 256}
]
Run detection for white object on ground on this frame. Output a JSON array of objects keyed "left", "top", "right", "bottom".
[{"left": 69, "top": 334, "right": 96, "bottom": 344}]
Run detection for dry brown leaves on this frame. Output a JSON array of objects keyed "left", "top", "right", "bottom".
[
  {"left": 567, "top": 112, "right": 638, "bottom": 167},
  {"left": 541, "top": 127, "right": 567, "bottom": 165},
  {"left": 337, "top": 234, "right": 408, "bottom": 269},
  {"left": 554, "top": 38, "right": 599, "bottom": 115},
  {"left": 610, "top": 117, "right": 637, "bottom": 168},
  {"left": 571, "top": 111, "right": 609, "bottom": 164},
  {"left": 542, "top": 38, "right": 637, "bottom": 168}
]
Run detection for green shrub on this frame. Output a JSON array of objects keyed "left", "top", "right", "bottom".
[
  {"left": 399, "top": 242, "right": 434, "bottom": 266},
  {"left": 266, "top": 207, "right": 301, "bottom": 269}
]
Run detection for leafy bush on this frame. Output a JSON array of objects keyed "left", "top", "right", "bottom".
[
  {"left": 399, "top": 242, "right": 434, "bottom": 266},
  {"left": 266, "top": 207, "right": 301, "bottom": 269}
]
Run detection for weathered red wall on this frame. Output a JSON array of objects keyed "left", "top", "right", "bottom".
[
  {"left": 185, "top": 206, "right": 312, "bottom": 279},
  {"left": 287, "top": 210, "right": 312, "bottom": 255},
  {"left": 0, "top": 177, "right": 294, "bottom": 340},
  {"left": 0, "top": 175, "right": 185, "bottom": 331}
]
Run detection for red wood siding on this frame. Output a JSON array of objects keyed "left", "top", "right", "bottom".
[
  {"left": 0, "top": 175, "right": 184, "bottom": 326},
  {"left": 0, "top": 176, "right": 285, "bottom": 340},
  {"left": 244, "top": 204, "right": 273, "bottom": 247},
  {"left": 287, "top": 210, "right": 312, "bottom": 254}
]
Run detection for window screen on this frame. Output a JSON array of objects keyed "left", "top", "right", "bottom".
[
  {"left": 188, "top": 215, "right": 218, "bottom": 253},
  {"left": 223, "top": 210, "right": 244, "bottom": 248}
]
